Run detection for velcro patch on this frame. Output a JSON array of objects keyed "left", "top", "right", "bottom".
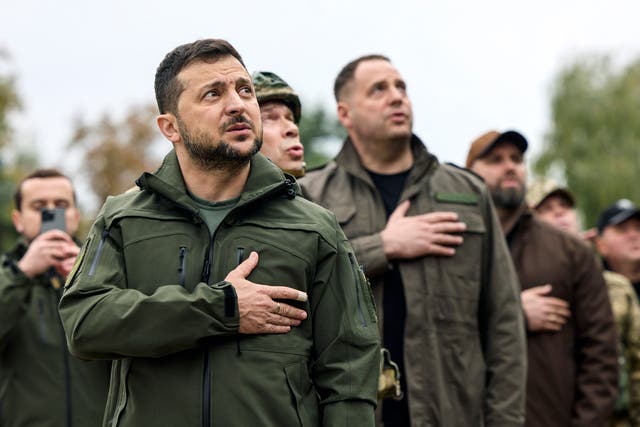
[{"left": 435, "top": 192, "right": 479, "bottom": 205}]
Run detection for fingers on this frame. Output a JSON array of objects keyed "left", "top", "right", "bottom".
[
  {"left": 525, "top": 284, "right": 552, "bottom": 296},
  {"left": 226, "top": 251, "right": 259, "bottom": 281},
  {"left": 265, "top": 285, "right": 308, "bottom": 302},
  {"left": 36, "top": 229, "right": 74, "bottom": 243}
]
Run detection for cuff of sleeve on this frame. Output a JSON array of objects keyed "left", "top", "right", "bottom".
[
  {"left": 210, "top": 281, "right": 239, "bottom": 325},
  {"left": 353, "top": 233, "right": 390, "bottom": 277},
  {"left": 2, "top": 258, "right": 31, "bottom": 286},
  {"left": 322, "top": 400, "right": 375, "bottom": 427}
]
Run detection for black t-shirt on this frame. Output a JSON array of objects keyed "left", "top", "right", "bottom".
[{"left": 367, "top": 168, "right": 411, "bottom": 426}]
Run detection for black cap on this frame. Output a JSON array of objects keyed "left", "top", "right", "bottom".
[{"left": 597, "top": 199, "right": 640, "bottom": 234}]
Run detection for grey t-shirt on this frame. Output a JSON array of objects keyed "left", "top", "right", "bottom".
[{"left": 189, "top": 192, "right": 239, "bottom": 237}]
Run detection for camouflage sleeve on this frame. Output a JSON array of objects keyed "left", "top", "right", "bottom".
[{"left": 624, "top": 281, "right": 640, "bottom": 426}]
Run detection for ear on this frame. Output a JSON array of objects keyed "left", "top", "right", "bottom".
[
  {"left": 594, "top": 236, "right": 608, "bottom": 257},
  {"left": 336, "top": 102, "right": 351, "bottom": 129},
  {"left": 11, "top": 210, "right": 24, "bottom": 234},
  {"left": 157, "top": 113, "right": 181, "bottom": 143}
]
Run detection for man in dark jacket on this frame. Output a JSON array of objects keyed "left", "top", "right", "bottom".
[
  {"left": 467, "top": 129, "right": 618, "bottom": 427},
  {"left": 59, "top": 39, "right": 380, "bottom": 426},
  {"left": 0, "top": 169, "right": 110, "bottom": 426},
  {"left": 300, "top": 54, "right": 526, "bottom": 426}
]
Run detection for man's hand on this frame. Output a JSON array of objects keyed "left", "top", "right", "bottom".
[
  {"left": 17, "top": 230, "right": 79, "bottom": 279},
  {"left": 521, "top": 284, "right": 571, "bottom": 332},
  {"left": 225, "top": 251, "right": 308, "bottom": 334},
  {"left": 381, "top": 200, "right": 466, "bottom": 260}
]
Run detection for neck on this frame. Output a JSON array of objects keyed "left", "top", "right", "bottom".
[
  {"left": 177, "top": 154, "right": 249, "bottom": 202},
  {"left": 496, "top": 205, "right": 522, "bottom": 234},
  {"left": 608, "top": 259, "right": 640, "bottom": 283},
  {"left": 350, "top": 134, "right": 413, "bottom": 174}
]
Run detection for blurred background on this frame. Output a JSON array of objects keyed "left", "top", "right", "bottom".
[{"left": 1, "top": 0, "right": 639, "bottom": 248}]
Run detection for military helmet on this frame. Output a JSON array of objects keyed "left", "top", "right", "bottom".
[{"left": 252, "top": 71, "right": 302, "bottom": 123}]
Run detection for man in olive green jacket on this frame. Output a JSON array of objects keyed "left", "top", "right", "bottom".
[
  {"left": 59, "top": 39, "right": 380, "bottom": 427},
  {"left": 300, "top": 55, "right": 526, "bottom": 426},
  {"left": 0, "top": 169, "right": 110, "bottom": 427}
]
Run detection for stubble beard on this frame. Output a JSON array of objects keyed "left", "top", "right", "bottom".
[
  {"left": 178, "top": 116, "right": 262, "bottom": 172},
  {"left": 491, "top": 184, "right": 526, "bottom": 210}
]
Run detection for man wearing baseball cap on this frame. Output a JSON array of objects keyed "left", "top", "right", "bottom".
[
  {"left": 467, "top": 129, "right": 618, "bottom": 427},
  {"left": 532, "top": 186, "right": 640, "bottom": 427},
  {"left": 526, "top": 180, "right": 578, "bottom": 234},
  {"left": 252, "top": 71, "right": 306, "bottom": 178},
  {"left": 597, "top": 199, "right": 640, "bottom": 297}
]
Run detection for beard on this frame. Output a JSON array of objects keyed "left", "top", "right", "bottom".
[
  {"left": 490, "top": 184, "right": 525, "bottom": 209},
  {"left": 177, "top": 116, "right": 262, "bottom": 172}
]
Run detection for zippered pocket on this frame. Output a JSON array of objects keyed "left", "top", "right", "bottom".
[
  {"left": 348, "top": 252, "right": 367, "bottom": 327},
  {"left": 88, "top": 227, "right": 110, "bottom": 277},
  {"left": 178, "top": 246, "right": 187, "bottom": 287}
]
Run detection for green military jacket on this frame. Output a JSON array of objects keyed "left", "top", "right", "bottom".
[
  {"left": 60, "top": 151, "right": 380, "bottom": 427},
  {"left": 300, "top": 136, "right": 527, "bottom": 427},
  {"left": 0, "top": 240, "right": 110, "bottom": 427}
]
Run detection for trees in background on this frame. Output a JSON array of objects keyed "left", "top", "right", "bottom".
[
  {"left": 69, "top": 103, "right": 163, "bottom": 205},
  {"left": 534, "top": 55, "right": 640, "bottom": 228},
  {"left": 298, "top": 103, "right": 345, "bottom": 169},
  {"left": 0, "top": 49, "right": 24, "bottom": 251}
]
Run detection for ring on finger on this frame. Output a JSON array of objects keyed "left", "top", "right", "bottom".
[{"left": 275, "top": 302, "right": 281, "bottom": 314}]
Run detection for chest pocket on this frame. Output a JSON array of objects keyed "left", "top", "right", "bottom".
[
  {"left": 437, "top": 210, "right": 486, "bottom": 283},
  {"left": 216, "top": 230, "right": 314, "bottom": 355},
  {"left": 120, "top": 217, "right": 206, "bottom": 295}
]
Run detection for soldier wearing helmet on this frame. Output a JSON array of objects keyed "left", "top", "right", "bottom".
[{"left": 252, "top": 71, "right": 306, "bottom": 177}]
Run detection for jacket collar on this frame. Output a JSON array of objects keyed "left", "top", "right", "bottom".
[
  {"left": 504, "top": 202, "right": 532, "bottom": 241},
  {"left": 334, "top": 134, "right": 438, "bottom": 196},
  {"left": 136, "top": 150, "right": 291, "bottom": 213}
]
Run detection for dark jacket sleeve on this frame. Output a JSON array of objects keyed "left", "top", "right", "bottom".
[
  {"left": 0, "top": 256, "right": 32, "bottom": 348},
  {"left": 310, "top": 216, "right": 380, "bottom": 427},
  {"left": 479, "top": 195, "right": 527, "bottom": 426},
  {"left": 59, "top": 215, "right": 240, "bottom": 360},
  {"left": 571, "top": 248, "right": 618, "bottom": 426}
]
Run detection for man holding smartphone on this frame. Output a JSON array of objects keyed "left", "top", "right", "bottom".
[{"left": 0, "top": 169, "right": 110, "bottom": 426}]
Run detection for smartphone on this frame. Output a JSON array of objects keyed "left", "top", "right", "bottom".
[{"left": 40, "top": 207, "right": 67, "bottom": 234}]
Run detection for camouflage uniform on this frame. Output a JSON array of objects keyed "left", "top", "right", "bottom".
[{"left": 606, "top": 270, "right": 640, "bottom": 427}]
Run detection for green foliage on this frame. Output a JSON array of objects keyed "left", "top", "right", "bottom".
[
  {"left": 69, "top": 104, "right": 162, "bottom": 205},
  {"left": 298, "top": 103, "right": 345, "bottom": 169},
  {"left": 0, "top": 49, "right": 24, "bottom": 251},
  {"left": 534, "top": 55, "right": 640, "bottom": 228}
]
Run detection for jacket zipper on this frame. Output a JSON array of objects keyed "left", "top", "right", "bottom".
[
  {"left": 236, "top": 247, "right": 244, "bottom": 266},
  {"left": 198, "top": 181, "right": 288, "bottom": 427},
  {"left": 201, "top": 230, "right": 216, "bottom": 427},
  {"left": 235, "top": 248, "right": 244, "bottom": 356},
  {"left": 178, "top": 246, "right": 187, "bottom": 287},
  {"left": 348, "top": 252, "right": 367, "bottom": 327},
  {"left": 38, "top": 298, "right": 46, "bottom": 344},
  {"left": 88, "top": 227, "right": 110, "bottom": 277}
]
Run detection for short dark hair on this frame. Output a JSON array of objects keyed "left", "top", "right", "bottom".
[
  {"left": 333, "top": 54, "right": 390, "bottom": 102},
  {"left": 154, "top": 39, "right": 246, "bottom": 115},
  {"left": 14, "top": 169, "right": 76, "bottom": 211}
]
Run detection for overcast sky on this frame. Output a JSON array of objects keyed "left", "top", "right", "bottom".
[{"left": 2, "top": 0, "right": 639, "bottom": 208}]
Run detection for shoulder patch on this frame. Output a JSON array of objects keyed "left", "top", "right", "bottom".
[{"left": 435, "top": 192, "right": 479, "bottom": 205}]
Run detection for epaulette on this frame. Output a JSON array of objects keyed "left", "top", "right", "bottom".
[{"left": 445, "top": 162, "right": 485, "bottom": 182}]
